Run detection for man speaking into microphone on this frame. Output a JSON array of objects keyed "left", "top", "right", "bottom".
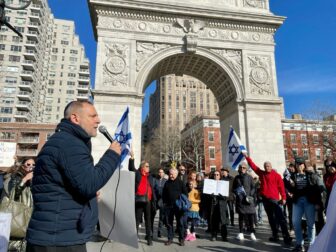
[{"left": 26, "top": 101, "right": 121, "bottom": 252}]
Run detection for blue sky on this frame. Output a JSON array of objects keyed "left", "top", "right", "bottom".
[{"left": 49, "top": 0, "right": 336, "bottom": 121}]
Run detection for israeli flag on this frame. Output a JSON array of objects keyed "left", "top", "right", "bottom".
[
  {"left": 114, "top": 107, "right": 132, "bottom": 169},
  {"left": 226, "top": 127, "right": 246, "bottom": 170}
]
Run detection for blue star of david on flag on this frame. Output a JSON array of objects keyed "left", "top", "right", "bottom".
[
  {"left": 114, "top": 107, "right": 132, "bottom": 169},
  {"left": 225, "top": 127, "right": 246, "bottom": 170}
]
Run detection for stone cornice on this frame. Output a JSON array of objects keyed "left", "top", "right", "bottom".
[
  {"left": 89, "top": 1, "right": 284, "bottom": 40},
  {"left": 92, "top": 89, "right": 144, "bottom": 99}
]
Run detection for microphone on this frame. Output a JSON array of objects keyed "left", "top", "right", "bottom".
[{"left": 98, "top": 125, "right": 114, "bottom": 143}]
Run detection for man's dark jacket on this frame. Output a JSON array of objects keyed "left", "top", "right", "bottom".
[{"left": 26, "top": 119, "right": 120, "bottom": 246}]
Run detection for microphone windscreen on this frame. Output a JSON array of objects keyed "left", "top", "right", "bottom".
[{"left": 98, "top": 125, "right": 107, "bottom": 134}]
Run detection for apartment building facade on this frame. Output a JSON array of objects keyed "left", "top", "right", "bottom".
[
  {"left": 0, "top": 0, "right": 90, "bottom": 124},
  {"left": 0, "top": 122, "right": 56, "bottom": 162},
  {"left": 282, "top": 114, "right": 336, "bottom": 168},
  {"left": 142, "top": 74, "right": 219, "bottom": 167}
]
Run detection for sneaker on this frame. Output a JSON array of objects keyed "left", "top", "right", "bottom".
[
  {"left": 292, "top": 245, "right": 305, "bottom": 252},
  {"left": 185, "top": 233, "right": 192, "bottom": 241},
  {"left": 251, "top": 233, "right": 257, "bottom": 241},
  {"left": 236, "top": 233, "right": 244, "bottom": 240},
  {"left": 189, "top": 233, "right": 196, "bottom": 241}
]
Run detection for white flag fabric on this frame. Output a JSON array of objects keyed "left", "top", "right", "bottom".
[
  {"left": 226, "top": 127, "right": 246, "bottom": 170},
  {"left": 114, "top": 107, "right": 132, "bottom": 170},
  {"left": 97, "top": 107, "right": 137, "bottom": 248}
]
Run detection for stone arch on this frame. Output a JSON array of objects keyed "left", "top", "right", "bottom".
[{"left": 136, "top": 46, "right": 244, "bottom": 109}]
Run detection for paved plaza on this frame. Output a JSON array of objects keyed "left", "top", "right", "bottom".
[{"left": 88, "top": 216, "right": 293, "bottom": 252}]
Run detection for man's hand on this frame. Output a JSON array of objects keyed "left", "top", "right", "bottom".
[
  {"left": 109, "top": 141, "right": 121, "bottom": 155},
  {"left": 280, "top": 199, "right": 286, "bottom": 205},
  {"left": 241, "top": 150, "right": 248, "bottom": 157}
]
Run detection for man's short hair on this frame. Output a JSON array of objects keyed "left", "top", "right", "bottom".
[{"left": 63, "top": 101, "right": 93, "bottom": 119}]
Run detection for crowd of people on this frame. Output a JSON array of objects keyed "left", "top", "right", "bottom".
[
  {"left": 129, "top": 153, "right": 336, "bottom": 252},
  {"left": 0, "top": 100, "right": 336, "bottom": 252}
]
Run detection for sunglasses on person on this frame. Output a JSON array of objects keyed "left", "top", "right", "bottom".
[
  {"left": 214, "top": 173, "right": 220, "bottom": 176},
  {"left": 25, "top": 163, "right": 35, "bottom": 167}
]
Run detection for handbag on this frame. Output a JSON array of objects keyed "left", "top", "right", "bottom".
[
  {"left": 244, "top": 195, "right": 254, "bottom": 205},
  {"left": 0, "top": 186, "right": 33, "bottom": 238},
  {"left": 135, "top": 181, "right": 149, "bottom": 203}
]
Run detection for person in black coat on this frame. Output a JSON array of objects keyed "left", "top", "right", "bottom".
[
  {"left": 26, "top": 101, "right": 121, "bottom": 252},
  {"left": 162, "top": 168, "right": 188, "bottom": 246},
  {"left": 232, "top": 163, "right": 257, "bottom": 241},
  {"left": 128, "top": 157, "right": 156, "bottom": 246},
  {"left": 209, "top": 171, "right": 228, "bottom": 242},
  {"left": 153, "top": 168, "right": 167, "bottom": 238}
]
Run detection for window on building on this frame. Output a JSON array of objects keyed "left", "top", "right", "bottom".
[
  {"left": 61, "top": 40, "right": 69, "bottom": 45},
  {"left": 209, "top": 147, "right": 215, "bottom": 159},
  {"left": 315, "top": 149, "right": 321, "bottom": 160},
  {"left": 47, "top": 88, "right": 54, "bottom": 94},
  {"left": 0, "top": 117, "right": 11, "bottom": 122},
  {"left": 10, "top": 45, "right": 22, "bottom": 52},
  {"left": 46, "top": 106, "right": 52, "bottom": 112},
  {"left": 0, "top": 107, "right": 13, "bottom": 114},
  {"left": 313, "top": 135, "right": 319, "bottom": 144},
  {"left": 0, "top": 35, "right": 6, "bottom": 41},
  {"left": 48, "top": 80, "right": 55, "bottom": 85},
  {"left": 208, "top": 120, "right": 213, "bottom": 127},
  {"left": 303, "top": 149, "right": 309, "bottom": 159},
  {"left": 5, "top": 77, "right": 17, "bottom": 84},
  {"left": 66, "top": 90, "right": 74, "bottom": 95},
  {"left": 12, "top": 36, "right": 22, "bottom": 42},
  {"left": 3, "top": 87, "right": 16, "bottom": 94},
  {"left": 208, "top": 132, "right": 214, "bottom": 142},
  {"left": 292, "top": 148, "right": 298, "bottom": 157},
  {"left": 70, "top": 49, "right": 78, "bottom": 54},
  {"left": 68, "top": 73, "right": 76, "bottom": 77},
  {"left": 14, "top": 27, "right": 24, "bottom": 33},
  {"left": 0, "top": 54, "right": 4, "bottom": 61},
  {"left": 190, "top": 91, "right": 196, "bottom": 109},
  {"left": 301, "top": 134, "right": 307, "bottom": 145},
  {"left": 52, "top": 48, "right": 58, "bottom": 53},
  {"left": 8, "top": 55, "right": 20, "bottom": 62},
  {"left": 210, "top": 166, "right": 216, "bottom": 172},
  {"left": 67, "top": 81, "right": 75, "bottom": 86},
  {"left": 0, "top": 132, "right": 15, "bottom": 140},
  {"left": 69, "top": 57, "right": 77, "bottom": 62},
  {"left": 284, "top": 149, "right": 288, "bottom": 160},
  {"left": 290, "top": 134, "right": 297, "bottom": 143},
  {"left": 0, "top": 44, "right": 6, "bottom": 50}
]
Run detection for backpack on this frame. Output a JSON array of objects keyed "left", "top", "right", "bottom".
[{"left": 175, "top": 194, "right": 191, "bottom": 212}]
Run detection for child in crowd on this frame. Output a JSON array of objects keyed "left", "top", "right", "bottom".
[{"left": 185, "top": 181, "right": 201, "bottom": 241}]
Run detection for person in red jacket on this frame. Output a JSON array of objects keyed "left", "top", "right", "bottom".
[{"left": 243, "top": 152, "right": 292, "bottom": 245}]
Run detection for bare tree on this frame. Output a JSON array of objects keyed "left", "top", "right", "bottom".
[{"left": 181, "top": 128, "right": 204, "bottom": 172}]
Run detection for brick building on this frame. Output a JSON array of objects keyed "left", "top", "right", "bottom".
[
  {"left": 282, "top": 114, "right": 336, "bottom": 168},
  {"left": 181, "top": 115, "right": 222, "bottom": 174},
  {"left": 0, "top": 122, "right": 56, "bottom": 163}
]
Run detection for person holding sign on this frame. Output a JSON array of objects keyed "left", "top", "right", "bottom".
[
  {"left": 232, "top": 163, "right": 257, "bottom": 241},
  {"left": 208, "top": 171, "right": 229, "bottom": 242}
]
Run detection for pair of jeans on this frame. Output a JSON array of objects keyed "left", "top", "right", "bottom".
[
  {"left": 256, "top": 201, "right": 263, "bottom": 222},
  {"left": 164, "top": 205, "right": 184, "bottom": 241},
  {"left": 262, "top": 198, "right": 290, "bottom": 239},
  {"left": 292, "top": 196, "right": 316, "bottom": 246}
]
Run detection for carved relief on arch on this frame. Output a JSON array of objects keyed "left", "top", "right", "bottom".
[
  {"left": 244, "top": 0, "right": 268, "bottom": 9},
  {"left": 248, "top": 55, "right": 273, "bottom": 95},
  {"left": 136, "top": 42, "right": 171, "bottom": 71},
  {"left": 103, "top": 42, "right": 129, "bottom": 87},
  {"left": 210, "top": 49, "right": 243, "bottom": 80}
]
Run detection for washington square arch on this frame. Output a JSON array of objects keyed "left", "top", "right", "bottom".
[{"left": 88, "top": 0, "right": 287, "bottom": 171}]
